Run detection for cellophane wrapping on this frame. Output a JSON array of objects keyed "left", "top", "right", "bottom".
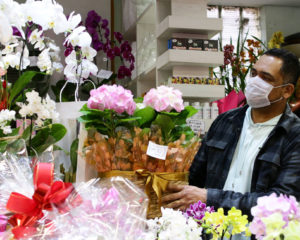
[
  {"left": 83, "top": 127, "right": 200, "bottom": 173},
  {"left": 0, "top": 141, "right": 148, "bottom": 239}
]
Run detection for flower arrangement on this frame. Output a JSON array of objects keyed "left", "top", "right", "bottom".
[
  {"left": 141, "top": 207, "right": 203, "bottom": 240},
  {"left": 79, "top": 85, "right": 199, "bottom": 172},
  {"left": 0, "top": 149, "right": 148, "bottom": 239},
  {"left": 79, "top": 85, "right": 199, "bottom": 218},
  {"left": 184, "top": 201, "right": 250, "bottom": 240},
  {"left": 250, "top": 193, "right": 300, "bottom": 240}
]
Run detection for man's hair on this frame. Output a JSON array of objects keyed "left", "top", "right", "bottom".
[{"left": 263, "top": 48, "right": 300, "bottom": 85}]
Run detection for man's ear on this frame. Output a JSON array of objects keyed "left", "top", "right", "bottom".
[{"left": 283, "top": 84, "right": 295, "bottom": 99}]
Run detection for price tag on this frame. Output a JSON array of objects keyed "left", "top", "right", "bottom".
[
  {"left": 187, "top": 119, "right": 205, "bottom": 135},
  {"left": 146, "top": 141, "right": 168, "bottom": 160},
  {"left": 97, "top": 69, "right": 113, "bottom": 79}
]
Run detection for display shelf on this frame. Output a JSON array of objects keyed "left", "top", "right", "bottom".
[
  {"left": 157, "top": 15, "right": 222, "bottom": 39},
  {"left": 168, "top": 83, "right": 225, "bottom": 98},
  {"left": 157, "top": 49, "right": 223, "bottom": 70}
]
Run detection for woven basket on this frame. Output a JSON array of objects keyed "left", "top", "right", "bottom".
[{"left": 98, "top": 170, "right": 188, "bottom": 219}]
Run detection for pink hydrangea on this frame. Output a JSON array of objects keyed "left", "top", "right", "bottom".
[
  {"left": 143, "top": 86, "right": 184, "bottom": 112},
  {"left": 87, "top": 84, "right": 136, "bottom": 115},
  {"left": 250, "top": 193, "right": 300, "bottom": 239}
]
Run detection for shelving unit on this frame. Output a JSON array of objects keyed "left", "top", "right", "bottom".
[
  {"left": 124, "top": 0, "right": 225, "bottom": 132},
  {"left": 156, "top": 50, "right": 223, "bottom": 71}
]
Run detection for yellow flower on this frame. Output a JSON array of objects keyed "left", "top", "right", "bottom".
[
  {"left": 227, "top": 207, "right": 251, "bottom": 236},
  {"left": 203, "top": 207, "right": 250, "bottom": 239},
  {"left": 268, "top": 31, "right": 284, "bottom": 49},
  {"left": 262, "top": 213, "right": 285, "bottom": 240},
  {"left": 282, "top": 220, "right": 300, "bottom": 240}
]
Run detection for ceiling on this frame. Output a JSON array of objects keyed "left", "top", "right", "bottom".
[{"left": 207, "top": 0, "right": 300, "bottom": 7}]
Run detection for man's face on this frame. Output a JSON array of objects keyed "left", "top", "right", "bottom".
[{"left": 250, "top": 55, "right": 289, "bottom": 103}]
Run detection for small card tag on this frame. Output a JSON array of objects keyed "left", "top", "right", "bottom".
[
  {"left": 187, "top": 119, "right": 205, "bottom": 135},
  {"left": 146, "top": 141, "right": 168, "bottom": 160},
  {"left": 97, "top": 69, "right": 113, "bottom": 79}
]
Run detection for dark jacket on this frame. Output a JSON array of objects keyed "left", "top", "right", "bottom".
[{"left": 189, "top": 105, "right": 300, "bottom": 216}]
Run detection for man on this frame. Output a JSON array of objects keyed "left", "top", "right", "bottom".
[{"left": 162, "top": 48, "right": 300, "bottom": 217}]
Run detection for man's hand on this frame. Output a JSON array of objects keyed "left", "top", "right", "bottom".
[{"left": 161, "top": 183, "right": 207, "bottom": 211}]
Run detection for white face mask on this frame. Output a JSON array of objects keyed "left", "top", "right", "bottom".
[{"left": 245, "top": 76, "right": 289, "bottom": 108}]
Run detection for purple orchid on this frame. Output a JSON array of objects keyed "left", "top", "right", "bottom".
[{"left": 185, "top": 201, "right": 215, "bottom": 224}]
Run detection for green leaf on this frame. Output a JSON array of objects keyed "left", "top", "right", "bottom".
[
  {"left": 22, "top": 125, "right": 32, "bottom": 141},
  {"left": 9, "top": 71, "right": 42, "bottom": 106},
  {"left": 0, "top": 141, "right": 8, "bottom": 153},
  {"left": 30, "top": 124, "right": 67, "bottom": 155},
  {"left": 118, "top": 117, "right": 141, "bottom": 123},
  {"left": 133, "top": 106, "right": 156, "bottom": 127},
  {"left": 70, "top": 138, "right": 79, "bottom": 173},
  {"left": 153, "top": 114, "right": 175, "bottom": 143},
  {"left": 134, "top": 97, "right": 144, "bottom": 103}
]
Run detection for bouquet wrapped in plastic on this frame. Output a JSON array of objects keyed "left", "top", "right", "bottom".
[
  {"left": 0, "top": 140, "right": 148, "bottom": 239},
  {"left": 79, "top": 85, "right": 200, "bottom": 218}
]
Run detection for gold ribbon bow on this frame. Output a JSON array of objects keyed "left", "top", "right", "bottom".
[{"left": 135, "top": 169, "right": 188, "bottom": 206}]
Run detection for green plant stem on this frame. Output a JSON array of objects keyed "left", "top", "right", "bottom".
[{"left": 28, "top": 116, "right": 33, "bottom": 156}]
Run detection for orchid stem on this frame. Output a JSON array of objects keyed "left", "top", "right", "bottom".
[{"left": 28, "top": 116, "right": 33, "bottom": 156}]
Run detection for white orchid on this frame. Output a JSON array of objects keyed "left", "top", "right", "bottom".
[
  {"left": 0, "top": 12, "right": 12, "bottom": 45},
  {"left": 29, "top": 29, "right": 44, "bottom": 50},
  {"left": 1, "top": 42, "right": 18, "bottom": 55},
  {"left": 52, "top": 62, "right": 63, "bottom": 73},
  {"left": 65, "top": 26, "right": 92, "bottom": 48},
  {"left": 141, "top": 208, "right": 203, "bottom": 240},
  {"left": 0, "top": 0, "right": 25, "bottom": 35},
  {"left": 66, "top": 11, "right": 81, "bottom": 32},
  {"left": 81, "top": 46, "right": 97, "bottom": 61},
  {"left": 78, "top": 59, "right": 98, "bottom": 79},
  {"left": 2, "top": 53, "right": 19, "bottom": 69},
  {"left": 21, "top": 0, "right": 65, "bottom": 33},
  {"left": 37, "top": 48, "right": 52, "bottom": 73}
]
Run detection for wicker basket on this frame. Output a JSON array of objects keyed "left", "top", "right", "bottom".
[{"left": 98, "top": 170, "right": 188, "bottom": 219}]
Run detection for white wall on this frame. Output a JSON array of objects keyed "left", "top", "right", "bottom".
[{"left": 260, "top": 5, "right": 300, "bottom": 42}]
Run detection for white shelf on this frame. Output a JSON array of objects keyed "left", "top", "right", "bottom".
[
  {"left": 157, "top": 49, "right": 223, "bottom": 70},
  {"left": 169, "top": 83, "right": 225, "bottom": 98},
  {"left": 157, "top": 16, "right": 222, "bottom": 39}
]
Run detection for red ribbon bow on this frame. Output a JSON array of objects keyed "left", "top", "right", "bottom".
[{"left": 6, "top": 163, "right": 74, "bottom": 239}]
